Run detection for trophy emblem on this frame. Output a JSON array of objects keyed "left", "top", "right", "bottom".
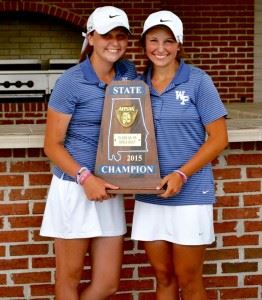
[{"left": 116, "top": 106, "right": 138, "bottom": 128}]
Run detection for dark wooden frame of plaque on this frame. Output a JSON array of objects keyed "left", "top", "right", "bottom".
[{"left": 95, "top": 80, "right": 162, "bottom": 194}]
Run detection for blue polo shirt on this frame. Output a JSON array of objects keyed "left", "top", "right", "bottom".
[
  {"left": 48, "top": 58, "right": 137, "bottom": 181},
  {"left": 136, "top": 60, "right": 227, "bottom": 206}
]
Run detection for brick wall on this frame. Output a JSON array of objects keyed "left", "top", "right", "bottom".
[
  {"left": 0, "top": 143, "right": 261, "bottom": 299},
  {"left": 0, "top": 102, "right": 48, "bottom": 125},
  {"left": 254, "top": 0, "right": 262, "bottom": 103}
]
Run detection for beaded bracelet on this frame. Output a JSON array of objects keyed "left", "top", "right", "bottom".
[{"left": 174, "top": 169, "right": 187, "bottom": 184}]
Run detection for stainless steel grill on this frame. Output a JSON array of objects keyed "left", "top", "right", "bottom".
[{"left": 0, "top": 59, "right": 78, "bottom": 100}]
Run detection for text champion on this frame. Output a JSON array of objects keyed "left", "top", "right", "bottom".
[{"left": 99, "top": 165, "right": 156, "bottom": 174}]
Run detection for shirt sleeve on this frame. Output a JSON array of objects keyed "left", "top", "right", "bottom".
[
  {"left": 48, "top": 70, "right": 78, "bottom": 115},
  {"left": 196, "top": 72, "right": 227, "bottom": 125}
]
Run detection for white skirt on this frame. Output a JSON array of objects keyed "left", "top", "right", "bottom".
[
  {"left": 131, "top": 201, "right": 215, "bottom": 245},
  {"left": 40, "top": 175, "right": 126, "bottom": 239}
]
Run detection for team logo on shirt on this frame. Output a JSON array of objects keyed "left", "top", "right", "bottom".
[
  {"left": 176, "top": 90, "right": 189, "bottom": 105},
  {"left": 116, "top": 106, "right": 138, "bottom": 128}
]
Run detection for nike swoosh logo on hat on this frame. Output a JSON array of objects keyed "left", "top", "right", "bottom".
[
  {"left": 109, "top": 15, "right": 120, "bottom": 18},
  {"left": 160, "top": 19, "right": 172, "bottom": 22}
]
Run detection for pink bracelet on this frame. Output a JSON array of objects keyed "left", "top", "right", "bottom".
[
  {"left": 79, "top": 170, "right": 92, "bottom": 185},
  {"left": 76, "top": 167, "right": 91, "bottom": 184},
  {"left": 174, "top": 169, "right": 187, "bottom": 184}
]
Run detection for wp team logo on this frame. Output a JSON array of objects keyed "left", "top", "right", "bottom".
[{"left": 176, "top": 90, "right": 189, "bottom": 105}]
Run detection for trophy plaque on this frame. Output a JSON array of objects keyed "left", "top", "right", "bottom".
[{"left": 95, "top": 80, "right": 162, "bottom": 194}]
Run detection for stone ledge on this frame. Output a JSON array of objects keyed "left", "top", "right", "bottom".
[{"left": 0, "top": 120, "right": 261, "bottom": 149}]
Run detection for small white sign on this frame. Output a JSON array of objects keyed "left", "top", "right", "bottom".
[{"left": 114, "top": 133, "right": 141, "bottom": 147}]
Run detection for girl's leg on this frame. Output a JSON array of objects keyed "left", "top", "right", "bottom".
[
  {"left": 173, "top": 244, "right": 207, "bottom": 300},
  {"left": 144, "top": 241, "right": 180, "bottom": 300},
  {"left": 55, "top": 238, "right": 90, "bottom": 300},
  {"left": 80, "top": 236, "right": 124, "bottom": 300}
]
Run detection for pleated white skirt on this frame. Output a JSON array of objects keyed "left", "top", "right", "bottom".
[
  {"left": 131, "top": 200, "right": 215, "bottom": 245},
  {"left": 40, "top": 175, "right": 126, "bottom": 239}
]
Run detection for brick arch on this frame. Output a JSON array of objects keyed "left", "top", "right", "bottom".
[{"left": 0, "top": 0, "right": 86, "bottom": 29}]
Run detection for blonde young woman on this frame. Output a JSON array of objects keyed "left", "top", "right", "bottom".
[
  {"left": 132, "top": 11, "right": 228, "bottom": 300},
  {"left": 40, "top": 6, "right": 137, "bottom": 300}
]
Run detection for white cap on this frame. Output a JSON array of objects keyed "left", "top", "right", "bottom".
[
  {"left": 81, "top": 6, "right": 130, "bottom": 55},
  {"left": 86, "top": 6, "right": 130, "bottom": 35},
  {"left": 142, "top": 10, "right": 183, "bottom": 44}
]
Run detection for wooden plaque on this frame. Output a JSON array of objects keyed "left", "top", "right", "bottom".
[{"left": 95, "top": 80, "right": 162, "bottom": 194}]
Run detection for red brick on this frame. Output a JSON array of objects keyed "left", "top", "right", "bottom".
[
  {"left": 32, "top": 230, "right": 53, "bottom": 242},
  {"left": 123, "top": 253, "right": 149, "bottom": 265},
  {"left": 203, "top": 263, "right": 217, "bottom": 275},
  {"left": 32, "top": 257, "right": 55, "bottom": 269},
  {"left": 10, "top": 244, "right": 49, "bottom": 256},
  {"left": 244, "top": 220, "right": 262, "bottom": 232},
  {"left": 0, "top": 175, "right": 24, "bottom": 186},
  {"left": 246, "top": 167, "right": 262, "bottom": 178},
  {"left": 139, "top": 292, "right": 156, "bottom": 300},
  {"left": 223, "top": 181, "right": 260, "bottom": 193},
  {"left": 31, "top": 284, "right": 54, "bottom": 296},
  {"left": 120, "top": 267, "right": 134, "bottom": 279},
  {"left": 0, "top": 149, "right": 12, "bottom": 157},
  {"left": 0, "top": 286, "right": 24, "bottom": 297},
  {"left": 32, "top": 202, "right": 46, "bottom": 214},
  {"left": 214, "top": 221, "right": 237, "bottom": 233},
  {"left": 244, "top": 248, "right": 262, "bottom": 259},
  {"left": 226, "top": 154, "right": 262, "bottom": 165},
  {"left": 0, "top": 246, "right": 5, "bottom": 257},
  {"left": 12, "top": 271, "right": 51, "bottom": 284},
  {"left": 138, "top": 266, "right": 155, "bottom": 277},
  {"left": 0, "top": 274, "right": 6, "bottom": 285},
  {"left": 206, "top": 289, "right": 218, "bottom": 300},
  {"left": 13, "top": 149, "right": 26, "bottom": 157},
  {"left": 123, "top": 239, "right": 135, "bottom": 251},
  {"left": 243, "top": 194, "right": 262, "bottom": 206},
  {"left": 29, "top": 174, "right": 52, "bottom": 185},
  {"left": 222, "top": 262, "right": 257, "bottom": 273},
  {"left": 213, "top": 168, "right": 241, "bottom": 179},
  {"left": 244, "top": 274, "right": 262, "bottom": 286},
  {"left": 10, "top": 161, "right": 50, "bottom": 173},
  {"left": 9, "top": 188, "right": 48, "bottom": 201},
  {"left": 222, "top": 207, "right": 259, "bottom": 220},
  {"left": 223, "top": 235, "right": 259, "bottom": 246},
  {"left": 9, "top": 216, "right": 43, "bottom": 228},
  {"left": 0, "top": 203, "right": 29, "bottom": 215},
  {"left": 220, "top": 287, "right": 258, "bottom": 299},
  {"left": 0, "top": 162, "right": 6, "bottom": 172},
  {"left": 204, "top": 276, "right": 237, "bottom": 287},
  {"left": 125, "top": 211, "right": 134, "bottom": 224},
  {"left": 28, "top": 149, "right": 45, "bottom": 157},
  {"left": 0, "top": 230, "right": 28, "bottom": 243},
  {"left": 215, "top": 195, "right": 239, "bottom": 207},
  {"left": 205, "top": 248, "right": 239, "bottom": 261},
  {"left": 0, "top": 258, "right": 28, "bottom": 270}
]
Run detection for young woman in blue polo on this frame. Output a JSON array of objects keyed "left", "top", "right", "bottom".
[
  {"left": 40, "top": 6, "right": 137, "bottom": 300},
  {"left": 131, "top": 11, "right": 228, "bottom": 300}
]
